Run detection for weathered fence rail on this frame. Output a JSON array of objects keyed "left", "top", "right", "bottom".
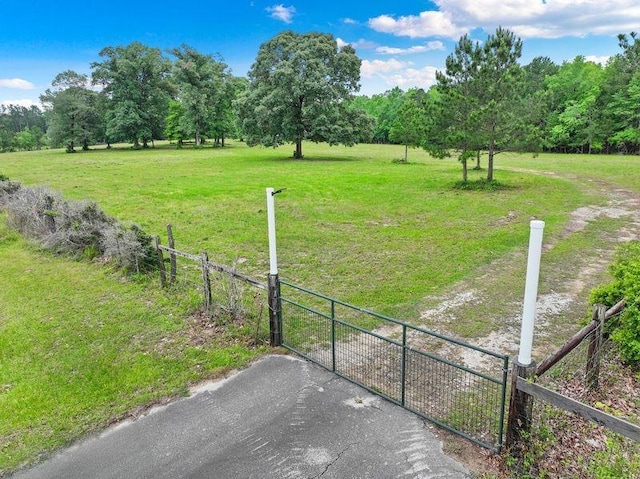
[
  {"left": 156, "top": 243, "right": 267, "bottom": 290},
  {"left": 507, "top": 300, "right": 638, "bottom": 450},
  {"left": 515, "top": 377, "right": 640, "bottom": 442},
  {"left": 535, "top": 299, "right": 626, "bottom": 377}
]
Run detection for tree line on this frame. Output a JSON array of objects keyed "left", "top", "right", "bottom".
[
  {"left": 2, "top": 30, "right": 639, "bottom": 175},
  {"left": 354, "top": 30, "right": 640, "bottom": 181}
]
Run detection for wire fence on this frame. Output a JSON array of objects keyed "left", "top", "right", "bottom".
[
  {"left": 155, "top": 241, "right": 271, "bottom": 346},
  {"left": 519, "top": 321, "right": 640, "bottom": 478}
]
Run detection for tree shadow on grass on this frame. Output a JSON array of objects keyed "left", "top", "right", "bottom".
[{"left": 269, "top": 156, "right": 361, "bottom": 162}]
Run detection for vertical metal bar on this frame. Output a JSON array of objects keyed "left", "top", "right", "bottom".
[
  {"left": 497, "top": 355, "right": 509, "bottom": 451},
  {"left": 331, "top": 299, "right": 336, "bottom": 372},
  {"left": 401, "top": 324, "right": 407, "bottom": 406}
]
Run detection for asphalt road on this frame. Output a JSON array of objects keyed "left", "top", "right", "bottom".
[{"left": 11, "top": 355, "right": 471, "bottom": 479}]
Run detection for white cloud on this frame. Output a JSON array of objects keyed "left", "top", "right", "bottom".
[
  {"left": 342, "top": 17, "right": 357, "bottom": 25},
  {"left": 368, "top": 11, "right": 467, "bottom": 39},
  {"left": 0, "top": 78, "right": 36, "bottom": 90},
  {"left": 361, "top": 58, "right": 440, "bottom": 92},
  {"left": 388, "top": 66, "right": 440, "bottom": 89},
  {"left": 368, "top": 0, "right": 640, "bottom": 40},
  {"left": 585, "top": 55, "right": 610, "bottom": 66},
  {"left": 338, "top": 38, "right": 377, "bottom": 50},
  {"left": 361, "top": 59, "right": 406, "bottom": 79},
  {"left": 266, "top": 4, "right": 296, "bottom": 24},
  {"left": 376, "top": 41, "right": 445, "bottom": 55},
  {"left": 336, "top": 37, "right": 349, "bottom": 49},
  {"left": 1, "top": 99, "right": 38, "bottom": 108}
]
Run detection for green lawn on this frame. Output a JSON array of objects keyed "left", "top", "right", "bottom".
[
  {"left": 0, "top": 220, "right": 265, "bottom": 473},
  {"left": 1, "top": 141, "right": 639, "bottom": 473},
  {"left": 1, "top": 142, "right": 617, "bottom": 316}
]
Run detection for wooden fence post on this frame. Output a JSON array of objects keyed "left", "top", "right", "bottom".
[
  {"left": 586, "top": 304, "right": 606, "bottom": 390},
  {"left": 268, "top": 274, "right": 282, "bottom": 347},
  {"left": 201, "top": 252, "right": 212, "bottom": 311},
  {"left": 506, "top": 359, "right": 537, "bottom": 449},
  {"left": 154, "top": 236, "right": 167, "bottom": 288},
  {"left": 167, "top": 224, "right": 177, "bottom": 284},
  {"left": 43, "top": 194, "right": 56, "bottom": 233}
]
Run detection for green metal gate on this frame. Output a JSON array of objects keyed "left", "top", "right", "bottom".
[{"left": 278, "top": 279, "right": 509, "bottom": 452}]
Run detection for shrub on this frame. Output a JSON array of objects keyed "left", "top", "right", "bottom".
[
  {"left": 1, "top": 182, "right": 156, "bottom": 273},
  {"left": 0, "top": 177, "right": 21, "bottom": 207},
  {"left": 590, "top": 240, "right": 640, "bottom": 367},
  {"left": 452, "top": 179, "right": 510, "bottom": 191}
]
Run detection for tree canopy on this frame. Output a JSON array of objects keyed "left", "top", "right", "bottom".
[
  {"left": 169, "top": 45, "right": 230, "bottom": 147},
  {"left": 6, "top": 31, "right": 640, "bottom": 161},
  {"left": 40, "top": 70, "right": 105, "bottom": 152},
  {"left": 422, "top": 27, "right": 527, "bottom": 182},
  {"left": 92, "top": 42, "right": 173, "bottom": 148},
  {"left": 237, "top": 30, "right": 372, "bottom": 159}
]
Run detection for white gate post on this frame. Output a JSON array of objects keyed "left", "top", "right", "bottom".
[
  {"left": 518, "top": 220, "right": 545, "bottom": 366},
  {"left": 507, "top": 219, "right": 545, "bottom": 448},
  {"left": 266, "top": 188, "right": 281, "bottom": 346}
]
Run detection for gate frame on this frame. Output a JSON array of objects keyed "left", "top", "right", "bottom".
[{"left": 275, "top": 278, "right": 510, "bottom": 452}]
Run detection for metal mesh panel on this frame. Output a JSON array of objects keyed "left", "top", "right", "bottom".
[
  {"left": 279, "top": 279, "right": 508, "bottom": 451},
  {"left": 334, "top": 324, "right": 403, "bottom": 402},
  {"left": 404, "top": 349, "right": 505, "bottom": 447},
  {"left": 281, "top": 299, "right": 333, "bottom": 366}
]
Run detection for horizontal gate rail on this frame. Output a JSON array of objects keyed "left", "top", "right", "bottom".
[{"left": 279, "top": 279, "right": 509, "bottom": 452}]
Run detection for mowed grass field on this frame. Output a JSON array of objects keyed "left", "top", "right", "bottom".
[
  {"left": 1, "top": 141, "right": 640, "bottom": 473},
  {"left": 3, "top": 141, "right": 627, "bottom": 314}
]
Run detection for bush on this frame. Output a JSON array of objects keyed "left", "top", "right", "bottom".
[
  {"left": 0, "top": 176, "right": 21, "bottom": 207},
  {"left": 0, "top": 182, "right": 156, "bottom": 273},
  {"left": 452, "top": 179, "right": 510, "bottom": 191},
  {"left": 590, "top": 240, "right": 640, "bottom": 367}
]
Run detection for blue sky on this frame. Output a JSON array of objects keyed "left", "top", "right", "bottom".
[{"left": 1, "top": 0, "right": 638, "bottom": 107}]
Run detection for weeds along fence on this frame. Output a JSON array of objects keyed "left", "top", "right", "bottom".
[
  {"left": 507, "top": 301, "right": 640, "bottom": 477},
  {"left": 154, "top": 225, "right": 270, "bottom": 344}
]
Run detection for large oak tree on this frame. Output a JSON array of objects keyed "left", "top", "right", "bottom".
[
  {"left": 92, "top": 42, "right": 173, "bottom": 148},
  {"left": 169, "top": 45, "right": 229, "bottom": 147},
  {"left": 238, "top": 31, "right": 371, "bottom": 158}
]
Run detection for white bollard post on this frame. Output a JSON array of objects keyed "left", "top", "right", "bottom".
[
  {"left": 266, "top": 187, "right": 278, "bottom": 275},
  {"left": 518, "top": 220, "right": 545, "bottom": 366}
]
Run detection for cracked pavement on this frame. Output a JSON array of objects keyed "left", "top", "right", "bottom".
[{"left": 10, "top": 355, "right": 470, "bottom": 479}]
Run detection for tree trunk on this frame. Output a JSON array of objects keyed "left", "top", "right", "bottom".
[
  {"left": 476, "top": 151, "right": 481, "bottom": 169},
  {"left": 462, "top": 158, "right": 468, "bottom": 182},
  {"left": 294, "top": 139, "right": 303, "bottom": 159},
  {"left": 487, "top": 140, "right": 495, "bottom": 182},
  {"left": 404, "top": 143, "right": 408, "bottom": 163}
]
